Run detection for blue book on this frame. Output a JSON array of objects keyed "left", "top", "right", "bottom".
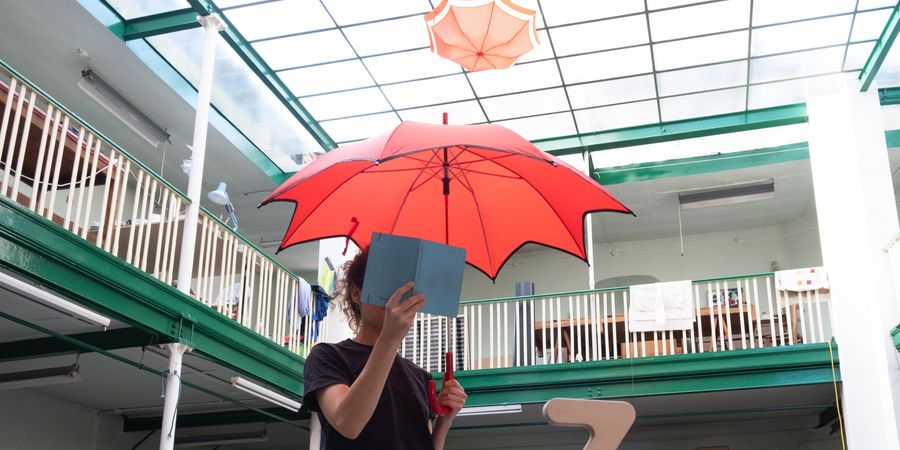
[{"left": 360, "top": 233, "right": 466, "bottom": 318}]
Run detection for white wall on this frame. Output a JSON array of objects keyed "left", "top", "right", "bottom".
[
  {"left": 461, "top": 215, "right": 823, "bottom": 301},
  {"left": 0, "top": 389, "right": 137, "bottom": 450}
]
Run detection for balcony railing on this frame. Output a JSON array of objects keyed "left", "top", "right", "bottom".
[
  {"left": 403, "top": 272, "right": 833, "bottom": 373},
  {"left": 0, "top": 59, "right": 306, "bottom": 355}
]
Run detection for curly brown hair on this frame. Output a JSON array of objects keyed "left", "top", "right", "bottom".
[{"left": 336, "top": 246, "right": 368, "bottom": 333}]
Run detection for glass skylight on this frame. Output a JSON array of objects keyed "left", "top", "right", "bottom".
[{"left": 105, "top": 0, "right": 897, "bottom": 167}]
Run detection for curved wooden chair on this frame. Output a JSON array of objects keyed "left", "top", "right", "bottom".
[{"left": 543, "top": 398, "right": 636, "bottom": 450}]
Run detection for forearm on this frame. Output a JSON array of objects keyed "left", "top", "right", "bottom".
[
  {"left": 431, "top": 416, "right": 454, "bottom": 450},
  {"left": 328, "top": 338, "right": 399, "bottom": 438}
]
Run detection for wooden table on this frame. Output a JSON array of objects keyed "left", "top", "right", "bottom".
[{"left": 533, "top": 304, "right": 760, "bottom": 362}]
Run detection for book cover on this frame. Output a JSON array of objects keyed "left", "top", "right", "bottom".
[{"left": 360, "top": 232, "right": 466, "bottom": 318}]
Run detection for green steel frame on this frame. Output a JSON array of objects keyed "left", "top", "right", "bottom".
[
  {"left": 0, "top": 327, "right": 168, "bottom": 362},
  {"left": 123, "top": 407, "right": 309, "bottom": 431},
  {"left": 860, "top": 1, "right": 900, "bottom": 91},
  {"left": 120, "top": 8, "right": 199, "bottom": 41},
  {"left": 0, "top": 196, "right": 305, "bottom": 396}
]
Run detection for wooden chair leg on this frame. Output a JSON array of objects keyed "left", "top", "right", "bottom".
[{"left": 543, "top": 398, "right": 636, "bottom": 450}]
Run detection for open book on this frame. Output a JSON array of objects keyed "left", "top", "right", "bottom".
[{"left": 360, "top": 232, "right": 466, "bottom": 318}]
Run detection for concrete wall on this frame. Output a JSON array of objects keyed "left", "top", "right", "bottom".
[
  {"left": 0, "top": 389, "right": 137, "bottom": 450},
  {"left": 461, "top": 215, "right": 823, "bottom": 301}
]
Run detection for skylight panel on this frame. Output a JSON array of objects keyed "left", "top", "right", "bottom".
[
  {"left": 398, "top": 101, "right": 487, "bottom": 124},
  {"left": 480, "top": 88, "right": 570, "bottom": 121},
  {"left": 751, "top": 15, "right": 853, "bottom": 57},
  {"left": 856, "top": 0, "right": 897, "bottom": 8},
  {"left": 566, "top": 75, "right": 657, "bottom": 109},
  {"left": 380, "top": 75, "right": 475, "bottom": 109},
  {"left": 539, "top": 0, "right": 645, "bottom": 26},
  {"left": 363, "top": 49, "right": 461, "bottom": 85},
  {"left": 850, "top": 9, "right": 894, "bottom": 42},
  {"left": 558, "top": 46, "right": 654, "bottom": 84},
  {"left": 749, "top": 46, "right": 845, "bottom": 84},
  {"left": 253, "top": 30, "right": 356, "bottom": 70},
  {"left": 320, "top": 113, "right": 401, "bottom": 142},
  {"left": 647, "top": 0, "right": 714, "bottom": 10},
  {"left": 495, "top": 112, "right": 576, "bottom": 140},
  {"left": 300, "top": 88, "right": 392, "bottom": 121},
  {"left": 574, "top": 100, "right": 659, "bottom": 133},
  {"left": 280, "top": 60, "right": 374, "bottom": 96},
  {"left": 656, "top": 61, "right": 747, "bottom": 97},
  {"left": 748, "top": 73, "right": 845, "bottom": 109},
  {"left": 649, "top": 0, "right": 750, "bottom": 42},
  {"left": 752, "top": 0, "right": 855, "bottom": 26},
  {"left": 216, "top": 0, "right": 257, "bottom": 8},
  {"left": 467, "top": 60, "right": 562, "bottom": 97},
  {"left": 550, "top": 15, "right": 649, "bottom": 57},
  {"left": 844, "top": 42, "right": 876, "bottom": 71},
  {"left": 226, "top": 0, "right": 334, "bottom": 41},
  {"left": 519, "top": 30, "right": 554, "bottom": 63},
  {"left": 659, "top": 87, "right": 745, "bottom": 121},
  {"left": 874, "top": 44, "right": 900, "bottom": 88},
  {"left": 342, "top": 15, "right": 431, "bottom": 57},
  {"left": 321, "top": 0, "right": 431, "bottom": 26},
  {"left": 104, "top": 0, "right": 188, "bottom": 19},
  {"left": 653, "top": 31, "right": 748, "bottom": 71}
]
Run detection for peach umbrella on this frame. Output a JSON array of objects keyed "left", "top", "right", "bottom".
[{"left": 424, "top": 0, "right": 540, "bottom": 72}]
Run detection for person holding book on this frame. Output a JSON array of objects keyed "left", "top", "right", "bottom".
[{"left": 303, "top": 247, "right": 467, "bottom": 449}]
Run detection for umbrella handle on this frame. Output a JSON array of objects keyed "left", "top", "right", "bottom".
[{"left": 427, "top": 351, "right": 454, "bottom": 416}]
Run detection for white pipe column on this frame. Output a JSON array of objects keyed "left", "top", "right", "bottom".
[
  {"left": 584, "top": 150, "right": 595, "bottom": 290},
  {"left": 176, "top": 13, "right": 226, "bottom": 295},
  {"left": 159, "top": 342, "right": 189, "bottom": 450},
  {"left": 807, "top": 74, "right": 900, "bottom": 449}
]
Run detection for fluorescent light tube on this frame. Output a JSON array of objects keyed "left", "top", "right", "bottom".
[
  {"left": 175, "top": 430, "right": 267, "bottom": 447},
  {"left": 77, "top": 68, "right": 170, "bottom": 147},
  {"left": 457, "top": 404, "right": 522, "bottom": 417},
  {"left": 0, "top": 365, "right": 81, "bottom": 391},
  {"left": 679, "top": 181, "right": 775, "bottom": 210},
  {"left": 230, "top": 376, "right": 301, "bottom": 411},
  {"left": 0, "top": 271, "right": 111, "bottom": 328}
]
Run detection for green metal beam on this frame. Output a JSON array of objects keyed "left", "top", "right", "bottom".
[
  {"left": 594, "top": 142, "right": 810, "bottom": 186},
  {"left": 122, "top": 8, "right": 200, "bottom": 41},
  {"left": 860, "top": 1, "right": 900, "bottom": 91},
  {"left": 0, "top": 197, "right": 305, "bottom": 396},
  {"left": 186, "top": 0, "right": 336, "bottom": 152},
  {"left": 534, "top": 103, "right": 809, "bottom": 157},
  {"left": 123, "top": 407, "right": 310, "bottom": 431},
  {"left": 880, "top": 87, "right": 900, "bottom": 105},
  {"left": 0, "top": 327, "right": 166, "bottom": 362},
  {"left": 439, "top": 343, "right": 839, "bottom": 407}
]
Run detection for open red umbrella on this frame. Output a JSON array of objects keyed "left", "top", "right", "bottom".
[
  {"left": 261, "top": 119, "right": 632, "bottom": 280},
  {"left": 261, "top": 117, "right": 632, "bottom": 415}
]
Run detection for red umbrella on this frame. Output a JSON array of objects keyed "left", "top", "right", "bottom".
[
  {"left": 424, "top": 0, "right": 540, "bottom": 72},
  {"left": 261, "top": 119, "right": 632, "bottom": 280},
  {"left": 261, "top": 117, "right": 631, "bottom": 416}
]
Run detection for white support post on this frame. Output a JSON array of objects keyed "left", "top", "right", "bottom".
[
  {"left": 807, "top": 74, "right": 900, "bottom": 450},
  {"left": 158, "top": 342, "right": 190, "bottom": 450},
  {"left": 583, "top": 150, "right": 595, "bottom": 290},
  {"left": 176, "top": 14, "right": 226, "bottom": 295}
]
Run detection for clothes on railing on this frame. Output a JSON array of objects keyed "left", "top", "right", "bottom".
[
  {"left": 287, "top": 277, "right": 312, "bottom": 332},
  {"left": 775, "top": 267, "right": 829, "bottom": 291},
  {"left": 318, "top": 261, "right": 336, "bottom": 296},
  {"left": 628, "top": 280, "right": 694, "bottom": 332},
  {"left": 311, "top": 284, "right": 332, "bottom": 341}
]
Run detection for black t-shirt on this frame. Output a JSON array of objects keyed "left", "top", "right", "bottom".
[{"left": 303, "top": 339, "right": 436, "bottom": 450}]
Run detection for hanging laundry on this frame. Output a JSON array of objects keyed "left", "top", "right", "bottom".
[
  {"left": 310, "top": 284, "right": 332, "bottom": 341},
  {"left": 318, "top": 261, "right": 336, "bottom": 297},
  {"left": 775, "top": 267, "right": 829, "bottom": 292},
  {"left": 628, "top": 280, "right": 694, "bottom": 332},
  {"left": 286, "top": 277, "right": 312, "bottom": 332}
]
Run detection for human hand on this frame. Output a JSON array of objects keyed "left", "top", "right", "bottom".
[
  {"left": 379, "top": 281, "right": 425, "bottom": 346},
  {"left": 437, "top": 379, "right": 467, "bottom": 419}
]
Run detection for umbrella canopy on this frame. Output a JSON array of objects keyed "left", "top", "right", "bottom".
[
  {"left": 424, "top": 0, "right": 540, "bottom": 72},
  {"left": 261, "top": 121, "right": 632, "bottom": 280}
]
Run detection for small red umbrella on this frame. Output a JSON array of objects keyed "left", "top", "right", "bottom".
[
  {"left": 424, "top": 0, "right": 540, "bottom": 72},
  {"left": 261, "top": 116, "right": 632, "bottom": 415}
]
